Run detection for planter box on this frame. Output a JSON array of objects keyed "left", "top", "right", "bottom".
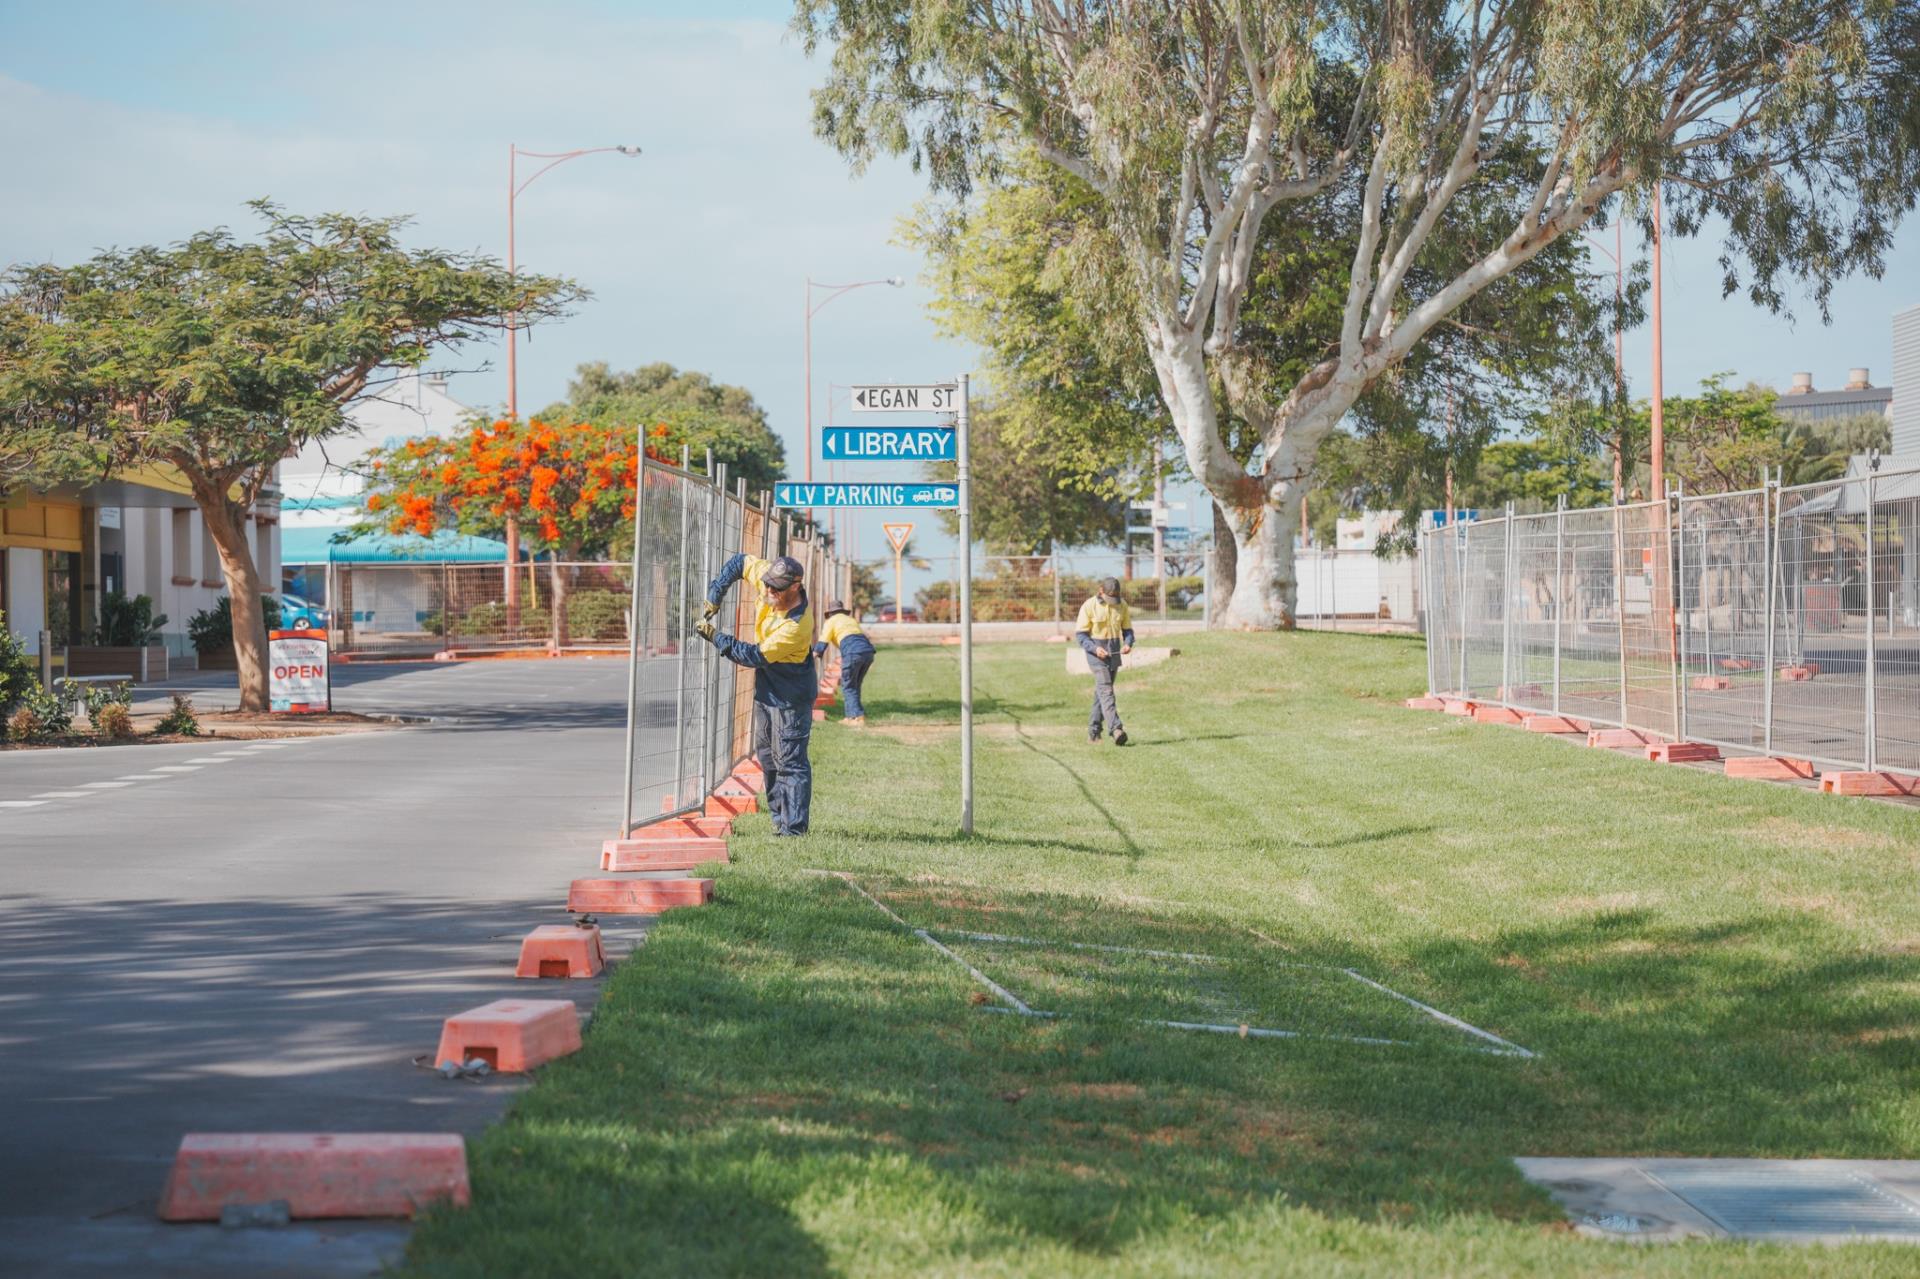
[
  {"left": 65, "top": 644, "right": 169, "bottom": 683},
  {"left": 196, "top": 644, "right": 237, "bottom": 671}
]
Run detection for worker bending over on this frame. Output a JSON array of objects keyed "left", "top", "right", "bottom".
[
  {"left": 696, "top": 553, "right": 816, "bottom": 835},
  {"left": 1075, "top": 576, "right": 1135, "bottom": 746},
  {"left": 813, "top": 601, "right": 877, "bottom": 726}
]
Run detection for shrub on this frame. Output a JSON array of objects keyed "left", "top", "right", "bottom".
[
  {"left": 188, "top": 595, "right": 283, "bottom": 656},
  {"left": 0, "top": 611, "right": 37, "bottom": 724},
  {"left": 6, "top": 681, "right": 72, "bottom": 741},
  {"left": 93, "top": 592, "right": 168, "bottom": 646},
  {"left": 93, "top": 702, "right": 134, "bottom": 741},
  {"left": 6, "top": 706, "right": 41, "bottom": 742},
  {"left": 154, "top": 693, "right": 200, "bottom": 737},
  {"left": 566, "top": 590, "right": 629, "bottom": 641}
]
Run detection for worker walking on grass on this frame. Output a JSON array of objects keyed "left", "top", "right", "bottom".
[
  {"left": 696, "top": 552, "right": 816, "bottom": 835},
  {"left": 813, "top": 600, "right": 876, "bottom": 726},
  {"left": 1076, "top": 576, "right": 1135, "bottom": 746}
]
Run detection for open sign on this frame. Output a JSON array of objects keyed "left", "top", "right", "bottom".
[{"left": 268, "top": 629, "right": 331, "bottom": 713}]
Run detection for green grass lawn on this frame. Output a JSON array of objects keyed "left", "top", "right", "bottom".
[{"left": 402, "top": 633, "right": 1920, "bottom": 1277}]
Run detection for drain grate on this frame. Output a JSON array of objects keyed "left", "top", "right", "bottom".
[{"left": 1648, "top": 1165, "right": 1920, "bottom": 1240}]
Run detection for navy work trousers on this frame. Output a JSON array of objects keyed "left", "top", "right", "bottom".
[
  {"left": 753, "top": 700, "right": 813, "bottom": 835},
  {"left": 841, "top": 651, "right": 875, "bottom": 719}
]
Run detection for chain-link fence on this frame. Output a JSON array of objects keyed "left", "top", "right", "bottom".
[
  {"left": 616, "top": 456, "right": 851, "bottom": 836},
  {"left": 324, "top": 560, "right": 637, "bottom": 656},
  {"left": 1422, "top": 469, "right": 1920, "bottom": 772}
]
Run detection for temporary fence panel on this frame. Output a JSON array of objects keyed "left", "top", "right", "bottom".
[{"left": 1422, "top": 466, "right": 1920, "bottom": 772}]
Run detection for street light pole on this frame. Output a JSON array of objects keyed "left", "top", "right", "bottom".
[
  {"left": 804, "top": 275, "right": 904, "bottom": 481},
  {"left": 506, "top": 142, "right": 641, "bottom": 623},
  {"left": 1649, "top": 182, "right": 1666, "bottom": 501}
]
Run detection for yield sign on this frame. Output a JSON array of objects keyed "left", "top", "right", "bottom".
[{"left": 882, "top": 522, "right": 914, "bottom": 554}]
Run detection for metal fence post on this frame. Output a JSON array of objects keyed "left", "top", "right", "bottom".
[
  {"left": 618, "top": 448, "right": 652, "bottom": 838},
  {"left": 1553, "top": 497, "right": 1565, "bottom": 714},
  {"left": 1613, "top": 499, "right": 1628, "bottom": 728},
  {"left": 1054, "top": 554, "right": 1064, "bottom": 630},
  {"left": 670, "top": 446, "right": 694, "bottom": 812},
  {"left": 1675, "top": 481, "right": 1688, "bottom": 743},
  {"left": 1500, "top": 503, "right": 1515, "bottom": 703},
  {"left": 699, "top": 454, "right": 721, "bottom": 796},
  {"left": 1457, "top": 520, "right": 1469, "bottom": 697},
  {"left": 441, "top": 561, "right": 452, "bottom": 656},
  {"left": 1763, "top": 469, "right": 1778, "bottom": 756},
  {"left": 1865, "top": 465, "right": 1878, "bottom": 771}
]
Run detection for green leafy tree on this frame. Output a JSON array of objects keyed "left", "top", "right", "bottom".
[
  {"left": 541, "top": 362, "right": 786, "bottom": 496},
  {"left": 799, "top": 0, "right": 1920, "bottom": 627},
  {"left": 1780, "top": 412, "right": 1892, "bottom": 486},
  {"left": 920, "top": 398, "right": 1129, "bottom": 554},
  {"left": 0, "top": 202, "right": 583, "bottom": 709}
]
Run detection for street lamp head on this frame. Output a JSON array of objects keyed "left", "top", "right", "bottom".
[
  {"left": 886, "top": 276, "right": 905, "bottom": 287},
  {"left": 615, "top": 145, "right": 643, "bottom": 156}
]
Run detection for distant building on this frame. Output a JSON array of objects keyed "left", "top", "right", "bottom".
[{"left": 1771, "top": 367, "right": 1893, "bottom": 424}]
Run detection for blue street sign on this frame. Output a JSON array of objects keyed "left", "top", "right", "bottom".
[
  {"left": 822, "top": 425, "right": 955, "bottom": 461},
  {"left": 774, "top": 482, "right": 959, "bottom": 509}
]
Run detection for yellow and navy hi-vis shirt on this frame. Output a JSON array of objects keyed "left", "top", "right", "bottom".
[
  {"left": 707, "top": 553, "right": 819, "bottom": 709},
  {"left": 814, "top": 612, "right": 875, "bottom": 661},
  {"left": 1074, "top": 594, "right": 1135, "bottom": 657}
]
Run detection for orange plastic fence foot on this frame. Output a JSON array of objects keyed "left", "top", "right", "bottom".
[
  {"left": 1724, "top": 756, "right": 1816, "bottom": 781},
  {"left": 1647, "top": 741, "right": 1721, "bottom": 764},
  {"left": 1403, "top": 696, "right": 1446, "bottom": 711},
  {"left": 728, "top": 770, "right": 766, "bottom": 795},
  {"left": 630, "top": 816, "right": 731, "bottom": 840},
  {"left": 1587, "top": 728, "right": 1657, "bottom": 749},
  {"left": 1689, "top": 675, "right": 1733, "bottom": 691},
  {"left": 1821, "top": 770, "right": 1920, "bottom": 797},
  {"left": 157, "top": 1133, "right": 469, "bottom": 1222},
  {"left": 1470, "top": 705, "right": 1525, "bottom": 725},
  {"left": 706, "top": 792, "right": 757, "bottom": 818},
  {"left": 812, "top": 708, "right": 827, "bottom": 721},
  {"left": 515, "top": 925, "right": 606, "bottom": 979},
  {"left": 1523, "top": 715, "right": 1590, "bottom": 734},
  {"left": 600, "top": 838, "right": 730, "bottom": 872},
  {"left": 1440, "top": 698, "right": 1477, "bottom": 716},
  {"left": 435, "top": 999, "right": 581, "bottom": 1072},
  {"left": 1718, "top": 657, "right": 1758, "bottom": 671},
  {"left": 1779, "top": 666, "right": 1817, "bottom": 681},
  {"left": 568, "top": 877, "right": 714, "bottom": 914}
]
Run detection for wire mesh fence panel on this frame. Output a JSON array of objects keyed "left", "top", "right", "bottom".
[
  {"left": 624, "top": 462, "right": 703, "bottom": 823},
  {"left": 337, "top": 563, "right": 450, "bottom": 654},
  {"left": 1773, "top": 477, "right": 1870, "bottom": 770},
  {"left": 1555, "top": 506, "right": 1625, "bottom": 728},
  {"left": 1422, "top": 525, "right": 1459, "bottom": 694},
  {"left": 1506, "top": 512, "right": 1560, "bottom": 714},
  {"left": 1676, "top": 488, "right": 1771, "bottom": 754},
  {"left": 1460, "top": 518, "right": 1508, "bottom": 698},
  {"left": 1617, "top": 501, "right": 1678, "bottom": 739},
  {"left": 1873, "top": 468, "right": 1920, "bottom": 773}
]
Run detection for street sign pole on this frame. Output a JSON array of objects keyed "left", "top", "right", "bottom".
[{"left": 957, "top": 373, "right": 974, "bottom": 835}]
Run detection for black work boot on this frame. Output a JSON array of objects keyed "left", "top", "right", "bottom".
[{"left": 1113, "top": 728, "right": 1129, "bottom": 746}]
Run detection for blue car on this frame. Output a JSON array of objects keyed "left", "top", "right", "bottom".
[{"left": 279, "top": 592, "right": 330, "bottom": 630}]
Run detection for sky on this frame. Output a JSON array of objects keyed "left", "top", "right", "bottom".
[{"left": 2, "top": 0, "right": 1915, "bottom": 579}]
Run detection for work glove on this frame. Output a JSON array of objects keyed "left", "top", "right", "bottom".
[
  {"left": 702, "top": 600, "right": 720, "bottom": 621},
  {"left": 695, "top": 619, "right": 717, "bottom": 644}
]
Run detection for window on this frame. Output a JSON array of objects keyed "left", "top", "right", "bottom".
[{"left": 170, "top": 509, "right": 193, "bottom": 584}]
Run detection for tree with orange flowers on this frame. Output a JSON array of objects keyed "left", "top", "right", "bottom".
[{"left": 366, "top": 416, "right": 670, "bottom": 646}]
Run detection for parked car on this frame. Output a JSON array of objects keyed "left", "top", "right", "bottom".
[
  {"left": 279, "top": 592, "right": 330, "bottom": 630},
  {"left": 873, "top": 602, "right": 921, "bottom": 623}
]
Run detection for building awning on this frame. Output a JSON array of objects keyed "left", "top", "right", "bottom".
[{"left": 281, "top": 526, "right": 511, "bottom": 564}]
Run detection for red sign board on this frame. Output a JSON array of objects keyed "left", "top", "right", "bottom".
[{"left": 268, "top": 629, "right": 331, "bottom": 713}]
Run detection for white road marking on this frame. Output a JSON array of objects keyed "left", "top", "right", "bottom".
[
  {"left": 187, "top": 757, "right": 234, "bottom": 764},
  {"left": 117, "top": 775, "right": 166, "bottom": 781},
  {"left": 0, "top": 800, "right": 48, "bottom": 808},
  {"left": 33, "top": 791, "right": 90, "bottom": 799},
  {"left": 80, "top": 782, "right": 134, "bottom": 789},
  {"left": 150, "top": 766, "right": 202, "bottom": 773}
]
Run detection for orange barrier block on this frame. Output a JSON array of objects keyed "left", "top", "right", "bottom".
[
  {"left": 1471, "top": 705, "right": 1525, "bottom": 725},
  {"left": 713, "top": 777, "right": 756, "bottom": 800},
  {"left": 1690, "top": 675, "right": 1733, "bottom": 691},
  {"left": 567, "top": 877, "right": 714, "bottom": 914},
  {"left": 600, "top": 838, "right": 729, "bottom": 872},
  {"left": 1403, "top": 696, "right": 1446, "bottom": 711},
  {"left": 812, "top": 708, "right": 827, "bottom": 721},
  {"left": 1524, "top": 715, "right": 1590, "bottom": 734},
  {"left": 1821, "top": 770, "right": 1920, "bottom": 797},
  {"left": 1724, "top": 756, "right": 1816, "bottom": 781},
  {"left": 515, "top": 925, "right": 606, "bottom": 979},
  {"left": 630, "top": 815, "right": 731, "bottom": 840},
  {"left": 158, "top": 1133, "right": 469, "bottom": 1222},
  {"left": 706, "top": 792, "right": 757, "bottom": 818},
  {"left": 1647, "top": 741, "right": 1721, "bottom": 764},
  {"left": 727, "top": 770, "right": 766, "bottom": 796},
  {"left": 1719, "top": 656, "right": 1757, "bottom": 671},
  {"left": 435, "top": 999, "right": 580, "bottom": 1072},
  {"left": 1588, "top": 727, "right": 1657, "bottom": 749},
  {"left": 1440, "top": 698, "right": 1477, "bottom": 716},
  {"left": 1779, "top": 666, "right": 1817, "bottom": 681},
  {"left": 734, "top": 759, "right": 765, "bottom": 781}
]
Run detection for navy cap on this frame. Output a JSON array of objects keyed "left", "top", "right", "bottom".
[
  {"left": 763, "top": 555, "right": 805, "bottom": 590},
  {"left": 1100, "top": 576, "right": 1122, "bottom": 596}
]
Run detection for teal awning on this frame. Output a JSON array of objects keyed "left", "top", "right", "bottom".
[{"left": 281, "top": 526, "right": 512, "bottom": 564}]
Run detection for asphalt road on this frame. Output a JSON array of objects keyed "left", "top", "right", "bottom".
[{"left": 0, "top": 659, "right": 677, "bottom": 1278}]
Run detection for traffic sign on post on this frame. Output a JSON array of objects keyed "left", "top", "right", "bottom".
[
  {"left": 773, "top": 482, "right": 958, "bottom": 508},
  {"left": 849, "top": 384, "right": 959, "bottom": 413},
  {"left": 882, "top": 522, "right": 914, "bottom": 553},
  {"left": 822, "top": 426, "right": 955, "bottom": 461}
]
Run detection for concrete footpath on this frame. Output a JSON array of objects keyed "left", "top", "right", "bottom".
[{"left": 0, "top": 661, "right": 656, "bottom": 1278}]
